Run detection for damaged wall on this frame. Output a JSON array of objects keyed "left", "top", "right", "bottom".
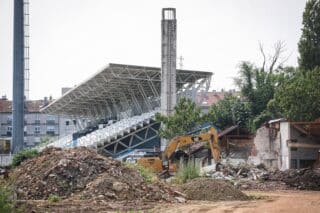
[
  {"left": 250, "top": 121, "right": 320, "bottom": 171},
  {"left": 249, "top": 126, "right": 280, "bottom": 169}
]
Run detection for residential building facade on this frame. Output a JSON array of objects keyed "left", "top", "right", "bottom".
[{"left": 0, "top": 97, "right": 76, "bottom": 150}]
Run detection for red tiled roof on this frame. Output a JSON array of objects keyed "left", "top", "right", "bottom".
[
  {"left": 196, "top": 92, "right": 226, "bottom": 106},
  {"left": 0, "top": 99, "right": 51, "bottom": 113},
  {"left": 0, "top": 100, "right": 11, "bottom": 113}
]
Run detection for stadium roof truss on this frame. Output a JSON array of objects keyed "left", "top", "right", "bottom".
[{"left": 41, "top": 63, "right": 212, "bottom": 119}]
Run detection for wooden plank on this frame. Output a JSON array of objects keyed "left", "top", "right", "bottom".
[{"left": 288, "top": 142, "right": 320, "bottom": 149}]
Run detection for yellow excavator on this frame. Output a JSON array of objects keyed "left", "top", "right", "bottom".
[{"left": 137, "top": 127, "right": 220, "bottom": 173}]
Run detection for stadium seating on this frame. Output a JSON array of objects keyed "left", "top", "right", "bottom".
[{"left": 43, "top": 111, "right": 158, "bottom": 149}]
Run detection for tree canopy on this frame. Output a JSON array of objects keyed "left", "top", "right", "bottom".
[
  {"left": 272, "top": 67, "right": 320, "bottom": 121},
  {"left": 298, "top": 0, "right": 320, "bottom": 70},
  {"left": 205, "top": 95, "right": 251, "bottom": 130},
  {"left": 155, "top": 97, "right": 202, "bottom": 139}
]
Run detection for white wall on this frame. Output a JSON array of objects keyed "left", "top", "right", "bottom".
[{"left": 279, "top": 122, "right": 290, "bottom": 170}]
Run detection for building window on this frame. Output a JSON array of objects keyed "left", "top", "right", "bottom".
[
  {"left": 35, "top": 114, "right": 41, "bottom": 124},
  {"left": 0, "top": 139, "right": 10, "bottom": 154},
  {"left": 6, "top": 126, "right": 12, "bottom": 136},
  {"left": 291, "top": 159, "right": 298, "bottom": 169},
  {"left": 46, "top": 126, "right": 55, "bottom": 136},
  {"left": 35, "top": 126, "right": 41, "bottom": 134},
  {"left": 46, "top": 115, "right": 55, "bottom": 125},
  {"left": 23, "top": 126, "right": 27, "bottom": 136},
  {"left": 7, "top": 116, "right": 12, "bottom": 124}
]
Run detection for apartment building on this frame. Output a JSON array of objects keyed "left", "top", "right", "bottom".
[{"left": 0, "top": 96, "right": 75, "bottom": 149}]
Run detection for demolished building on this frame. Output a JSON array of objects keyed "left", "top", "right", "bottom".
[{"left": 250, "top": 119, "right": 320, "bottom": 170}]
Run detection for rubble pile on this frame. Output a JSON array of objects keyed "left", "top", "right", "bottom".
[
  {"left": 76, "top": 168, "right": 176, "bottom": 202},
  {"left": 179, "top": 178, "right": 249, "bottom": 201},
  {"left": 266, "top": 168, "right": 320, "bottom": 190},
  {"left": 9, "top": 147, "right": 178, "bottom": 202},
  {"left": 203, "top": 163, "right": 270, "bottom": 181},
  {"left": 203, "top": 163, "right": 320, "bottom": 191}
]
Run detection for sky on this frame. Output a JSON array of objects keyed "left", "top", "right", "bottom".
[{"left": 0, "top": 0, "right": 307, "bottom": 100}]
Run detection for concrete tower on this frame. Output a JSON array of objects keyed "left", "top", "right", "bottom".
[
  {"left": 12, "top": 0, "right": 25, "bottom": 153},
  {"left": 161, "top": 8, "right": 177, "bottom": 116}
]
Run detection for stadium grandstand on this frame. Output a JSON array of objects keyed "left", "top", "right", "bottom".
[{"left": 40, "top": 63, "right": 212, "bottom": 158}]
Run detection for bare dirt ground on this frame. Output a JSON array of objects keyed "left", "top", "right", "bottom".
[
  {"left": 21, "top": 190, "right": 320, "bottom": 212},
  {"left": 153, "top": 190, "right": 320, "bottom": 213}
]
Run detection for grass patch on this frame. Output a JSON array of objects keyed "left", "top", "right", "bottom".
[
  {"left": 12, "top": 149, "right": 39, "bottom": 168},
  {"left": 0, "top": 186, "right": 14, "bottom": 213},
  {"left": 173, "top": 161, "right": 200, "bottom": 184},
  {"left": 247, "top": 194, "right": 269, "bottom": 200},
  {"left": 124, "top": 163, "right": 158, "bottom": 183},
  {"left": 48, "top": 194, "right": 61, "bottom": 203}
]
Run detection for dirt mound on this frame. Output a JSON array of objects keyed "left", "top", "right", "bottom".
[
  {"left": 9, "top": 147, "right": 177, "bottom": 202},
  {"left": 76, "top": 168, "right": 175, "bottom": 202},
  {"left": 179, "top": 178, "right": 249, "bottom": 201},
  {"left": 266, "top": 168, "right": 320, "bottom": 190}
]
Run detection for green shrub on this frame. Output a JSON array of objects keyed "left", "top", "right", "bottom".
[
  {"left": 12, "top": 149, "right": 39, "bottom": 167},
  {"left": 48, "top": 194, "right": 61, "bottom": 203},
  {"left": 175, "top": 161, "right": 200, "bottom": 184},
  {"left": 0, "top": 186, "right": 14, "bottom": 213},
  {"left": 124, "top": 163, "right": 157, "bottom": 183}
]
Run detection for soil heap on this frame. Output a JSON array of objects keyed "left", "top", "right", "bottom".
[
  {"left": 179, "top": 178, "right": 249, "bottom": 201},
  {"left": 9, "top": 147, "right": 177, "bottom": 202}
]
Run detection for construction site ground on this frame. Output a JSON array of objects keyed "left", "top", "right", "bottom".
[
  {"left": 4, "top": 147, "right": 320, "bottom": 212},
  {"left": 15, "top": 190, "right": 320, "bottom": 212},
  {"left": 155, "top": 190, "right": 320, "bottom": 213}
]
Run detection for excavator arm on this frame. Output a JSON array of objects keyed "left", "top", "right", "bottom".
[{"left": 164, "top": 127, "right": 221, "bottom": 163}]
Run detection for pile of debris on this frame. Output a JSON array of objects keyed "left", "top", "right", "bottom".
[
  {"left": 202, "top": 163, "right": 269, "bottom": 181},
  {"left": 179, "top": 178, "right": 249, "bottom": 201},
  {"left": 76, "top": 168, "right": 175, "bottom": 202},
  {"left": 9, "top": 147, "right": 179, "bottom": 202},
  {"left": 202, "top": 163, "right": 320, "bottom": 191},
  {"left": 265, "top": 168, "right": 320, "bottom": 190}
]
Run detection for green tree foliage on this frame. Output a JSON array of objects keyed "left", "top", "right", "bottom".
[
  {"left": 298, "top": 0, "right": 320, "bottom": 70},
  {"left": 206, "top": 95, "right": 251, "bottom": 130},
  {"left": 0, "top": 186, "right": 14, "bottom": 213},
  {"left": 155, "top": 97, "right": 202, "bottom": 139},
  {"left": 12, "top": 149, "right": 39, "bottom": 167},
  {"left": 272, "top": 67, "right": 320, "bottom": 121},
  {"left": 236, "top": 61, "right": 280, "bottom": 118}
]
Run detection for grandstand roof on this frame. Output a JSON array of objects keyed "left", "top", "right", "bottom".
[{"left": 40, "top": 63, "right": 212, "bottom": 118}]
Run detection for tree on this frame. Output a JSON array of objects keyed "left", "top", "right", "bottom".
[
  {"left": 234, "top": 42, "right": 288, "bottom": 130},
  {"left": 272, "top": 67, "right": 320, "bottom": 121},
  {"left": 155, "top": 97, "right": 202, "bottom": 139},
  {"left": 205, "top": 95, "right": 251, "bottom": 130},
  {"left": 298, "top": 0, "right": 320, "bottom": 70}
]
